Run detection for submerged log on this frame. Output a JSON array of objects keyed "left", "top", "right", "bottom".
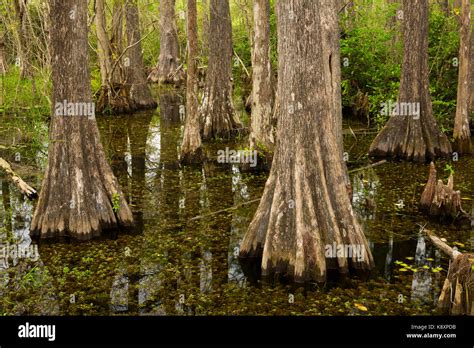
[
  {"left": 0, "top": 157, "right": 37, "bottom": 200},
  {"left": 424, "top": 229, "right": 473, "bottom": 315},
  {"left": 420, "top": 162, "right": 467, "bottom": 219}
]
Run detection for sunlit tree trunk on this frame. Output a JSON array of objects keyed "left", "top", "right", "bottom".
[
  {"left": 453, "top": 0, "right": 472, "bottom": 154},
  {"left": 239, "top": 0, "right": 374, "bottom": 283},
  {"left": 124, "top": 0, "right": 157, "bottom": 110},
  {"left": 200, "top": 0, "right": 242, "bottom": 140},
  {"left": 249, "top": 0, "right": 274, "bottom": 155},
  {"left": 180, "top": 0, "right": 202, "bottom": 164},
  {"left": 31, "top": 0, "right": 133, "bottom": 239},
  {"left": 369, "top": 0, "right": 451, "bottom": 162},
  {"left": 148, "top": 0, "right": 182, "bottom": 84}
]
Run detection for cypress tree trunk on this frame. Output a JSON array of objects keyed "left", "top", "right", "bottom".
[
  {"left": 201, "top": 0, "right": 210, "bottom": 55},
  {"left": 369, "top": 0, "right": 451, "bottom": 162},
  {"left": 239, "top": 0, "right": 374, "bottom": 283},
  {"left": 470, "top": 12, "right": 474, "bottom": 118},
  {"left": 95, "top": 0, "right": 132, "bottom": 113},
  {"left": 110, "top": 0, "right": 125, "bottom": 86},
  {"left": 148, "top": 0, "right": 182, "bottom": 84},
  {"left": 13, "top": 0, "right": 31, "bottom": 79},
  {"left": 200, "top": 0, "right": 242, "bottom": 140},
  {"left": 30, "top": 0, "right": 133, "bottom": 240},
  {"left": 0, "top": 37, "right": 6, "bottom": 74},
  {"left": 124, "top": 0, "right": 157, "bottom": 110},
  {"left": 249, "top": 0, "right": 275, "bottom": 155},
  {"left": 180, "top": 0, "right": 203, "bottom": 164},
  {"left": 453, "top": 0, "right": 472, "bottom": 154}
]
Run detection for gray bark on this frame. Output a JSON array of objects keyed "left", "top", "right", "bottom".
[
  {"left": 31, "top": 0, "right": 133, "bottom": 239},
  {"left": 239, "top": 0, "right": 374, "bottom": 282}
]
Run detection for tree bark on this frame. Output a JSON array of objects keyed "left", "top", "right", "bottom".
[
  {"left": 95, "top": 0, "right": 113, "bottom": 97},
  {"left": 453, "top": 0, "right": 472, "bottom": 154},
  {"left": 0, "top": 36, "right": 6, "bottom": 74},
  {"left": 13, "top": 0, "right": 31, "bottom": 79},
  {"left": 30, "top": 0, "right": 133, "bottom": 240},
  {"left": 95, "top": 0, "right": 132, "bottom": 113},
  {"left": 369, "top": 0, "right": 452, "bottom": 162},
  {"left": 420, "top": 162, "right": 467, "bottom": 219},
  {"left": 124, "top": 0, "right": 157, "bottom": 110},
  {"left": 425, "top": 230, "right": 473, "bottom": 316},
  {"left": 148, "top": 0, "right": 182, "bottom": 84},
  {"left": 249, "top": 0, "right": 275, "bottom": 155},
  {"left": 200, "top": 0, "right": 242, "bottom": 140},
  {"left": 470, "top": 10, "right": 474, "bottom": 119},
  {"left": 239, "top": 0, "right": 374, "bottom": 283},
  {"left": 180, "top": 0, "right": 203, "bottom": 164},
  {"left": 111, "top": 0, "right": 125, "bottom": 86},
  {"left": 201, "top": 0, "right": 210, "bottom": 55}
]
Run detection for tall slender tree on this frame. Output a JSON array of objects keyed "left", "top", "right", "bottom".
[
  {"left": 239, "top": 0, "right": 374, "bottom": 282},
  {"left": 148, "top": 0, "right": 182, "bottom": 84},
  {"left": 200, "top": 0, "right": 242, "bottom": 140},
  {"left": 471, "top": 15, "right": 474, "bottom": 117},
  {"left": 369, "top": 0, "right": 451, "bottom": 162},
  {"left": 30, "top": 0, "right": 133, "bottom": 239},
  {"left": 469, "top": 7, "right": 474, "bottom": 118},
  {"left": 13, "top": 0, "right": 31, "bottom": 79},
  {"left": 95, "top": 0, "right": 129, "bottom": 112},
  {"left": 249, "top": 0, "right": 275, "bottom": 155},
  {"left": 180, "top": 0, "right": 202, "bottom": 164},
  {"left": 201, "top": 0, "right": 210, "bottom": 55},
  {"left": 0, "top": 35, "right": 6, "bottom": 74},
  {"left": 453, "top": 0, "right": 472, "bottom": 154},
  {"left": 124, "top": 0, "right": 157, "bottom": 110}
]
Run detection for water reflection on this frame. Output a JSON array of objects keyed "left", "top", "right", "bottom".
[
  {"left": 410, "top": 234, "right": 432, "bottom": 303},
  {"left": 0, "top": 112, "right": 472, "bottom": 315}
]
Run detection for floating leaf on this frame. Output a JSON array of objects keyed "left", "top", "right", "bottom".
[
  {"left": 399, "top": 268, "right": 408, "bottom": 272},
  {"left": 354, "top": 303, "right": 368, "bottom": 311},
  {"left": 405, "top": 257, "right": 414, "bottom": 260}
]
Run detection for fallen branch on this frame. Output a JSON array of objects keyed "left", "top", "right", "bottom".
[
  {"left": 189, "top": 198, "right": 261, "bottom": 221},
  {"left": 0, "top": 157, "right": 37, "bottom": 200},
  {"left": 424, "top": 229, "right": 460, "bottom": 259},
  {"left": 422, "top": 228, "right": 473, "bottom": 315},
  {"left": 348, "top": 160, "right": 387, "bottom": 174},
  {"left": 233, "top": 50, "right": 250, "bottom": 78}
]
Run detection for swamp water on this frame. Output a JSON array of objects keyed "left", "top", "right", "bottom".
[{"left": 0, "top": 94, "right": 473, "bottom": 315}]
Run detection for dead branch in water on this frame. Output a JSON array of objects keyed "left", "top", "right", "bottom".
[
  {"left": 0, "top": 157, "right": 37, "bottom": 200},
  {"left": 423, "top": 228, "right": 473, "bottom": 315},
  {"left": 348, "top": 160, "right": 387, "bottom": 174}
]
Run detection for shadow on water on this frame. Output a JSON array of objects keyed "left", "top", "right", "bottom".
[{"left": 0, "top": 107, "right": 473, "bottom": 315}]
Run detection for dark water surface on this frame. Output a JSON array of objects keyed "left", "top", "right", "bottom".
[{"left": 0, "top": 94, "right": 473, "bottom": 315}]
